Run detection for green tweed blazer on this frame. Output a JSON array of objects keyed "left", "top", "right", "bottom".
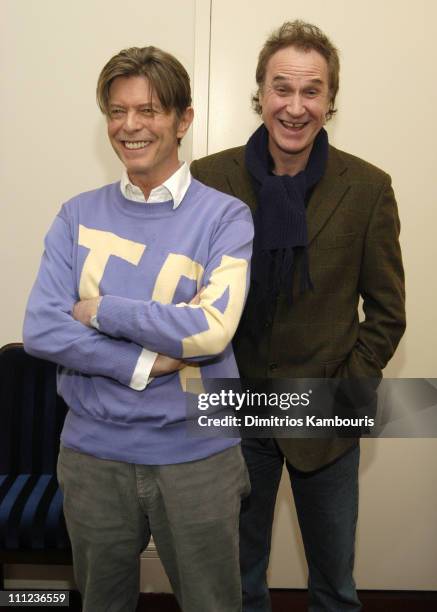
[{"left": 191, "top": 144, "right": 406, "bottom": 471}]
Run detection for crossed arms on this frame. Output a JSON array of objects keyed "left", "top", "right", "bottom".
[{"left": 23, "top": 203, "right": 253, "bottom": 388}]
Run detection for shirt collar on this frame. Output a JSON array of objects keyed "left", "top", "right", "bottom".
[{"left": 120, "top": 162, "right": 191, "bottom": 209}]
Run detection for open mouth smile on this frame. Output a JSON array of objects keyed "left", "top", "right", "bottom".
[
  {"left": 122, "top": 141, "right": 151, "bottom": 150},
  {"left": 279, "top": 120, "right": 308, "bottom": 131}
]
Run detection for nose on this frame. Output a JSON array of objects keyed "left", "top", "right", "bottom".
[
  {"left": 123, "top": 110, "right": 142, "bottom": 132},
  {"left": 286, "top": 94, "right": 305, "bottom": 117}
]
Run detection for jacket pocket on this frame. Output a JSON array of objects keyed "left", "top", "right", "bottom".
[{"left": 323, "top": 358, "right": 346, "bottom": 378}]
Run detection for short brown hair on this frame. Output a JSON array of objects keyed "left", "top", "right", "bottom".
[
  {"left": 96, "top": 46, "right": 191, "bottom": 119},
  {"left": 252, "top": 20, "right": 340, "bottom": 120}
]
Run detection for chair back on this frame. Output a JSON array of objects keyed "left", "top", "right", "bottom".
[{"left": 0, "top": 343, "right": 68, "bottom": 475}]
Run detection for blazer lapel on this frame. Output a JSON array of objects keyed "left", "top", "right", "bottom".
[
  {"left": 307, "top": 146, "right": 350, "bottom": 244},
  {"left": 218, "top": 144, "right": 351, "bottom": 239},
  {"left": 225, "top": 148, "right": 258, "bottom": 212}
]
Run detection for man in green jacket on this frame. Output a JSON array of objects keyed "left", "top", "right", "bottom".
[{"left": 190, "top": 20, "right": 405, "bottom": 612}]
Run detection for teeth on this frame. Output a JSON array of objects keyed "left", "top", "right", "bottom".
[
  {"left": 282, "top": 120, "right": 305, "bottom": 128},
  {"left": 124, "top": 141, "right": 149, "bottom": 149}
]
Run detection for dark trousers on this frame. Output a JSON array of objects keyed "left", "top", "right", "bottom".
[{"left": 240, "top": 439, "right": 361, "bottom": 612}]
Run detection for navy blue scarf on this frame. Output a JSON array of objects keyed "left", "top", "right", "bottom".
[{"left": 245, "top": 124, "right": 328, "bottom": 304}]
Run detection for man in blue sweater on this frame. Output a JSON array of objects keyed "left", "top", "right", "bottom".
[{"left": 23, "top": 46, "right": 253, "bottom": 612}]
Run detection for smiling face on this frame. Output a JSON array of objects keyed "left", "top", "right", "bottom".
[
  {"left": 259, "top": 45, "right": 331, "bottom": 175},
  {"left": 107, "top": 75, "right": 193, "bottom": 193}
]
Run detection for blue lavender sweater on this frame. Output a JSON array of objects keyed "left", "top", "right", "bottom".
[{"left": 23, "top": 178, "right": 253, "bottom": 464}]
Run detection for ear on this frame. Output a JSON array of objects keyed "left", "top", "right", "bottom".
[
  {"left": 257, "top": 87, "right": 264, "bottom": 113},
  {"left": 176, "top": 106, "right": 194, "bottom": 140}
]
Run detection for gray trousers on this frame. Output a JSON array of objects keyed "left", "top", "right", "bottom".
[{"left": 57, "top": 444, "right": 250, "bottom": 612}]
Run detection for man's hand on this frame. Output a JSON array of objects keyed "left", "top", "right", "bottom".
[
  {"left": 189, "top": 287, "right": 203, "bottom": 306},
  {"left": 150, "top": 287, "right": 205, "bottom": 376},
  {"left": 72, "top": 297, "right": 101, "bottom": 327},
  {"left": 151, "top": 354, "right": 187, "bottom": 377}
]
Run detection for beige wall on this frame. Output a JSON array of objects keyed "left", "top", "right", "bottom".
[
  {"left": 0, "top": 0, "right": 195, "bottom": 346},
  {"left": 1, "top": 0, "right": 436, "bottom": 592},
  {"left": 208, "top": 0, "right": 437, "bottom": 589}
]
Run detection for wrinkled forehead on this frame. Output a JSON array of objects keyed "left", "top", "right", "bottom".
[{"left": 264, "top": 46, "right": 329, "bottom": 89}]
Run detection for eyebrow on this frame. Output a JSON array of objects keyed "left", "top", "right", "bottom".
[
  {"left": 272, "top": 75, "right": 324, "bottom": 86},
  {"left": 108, "top": 101, "right": 158, "bottom": 109}
]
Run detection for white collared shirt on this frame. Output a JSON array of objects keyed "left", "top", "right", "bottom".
[
  {"left": 111, "top": 162, "right": 192, "bottom": 389},
  {"left": 120, "top": 161, "right": 191, "bottom": 208}
]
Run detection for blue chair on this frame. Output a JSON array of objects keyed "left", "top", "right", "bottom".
[{"left": 0, "top": 343, "right": 71, "bottom": 588}]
